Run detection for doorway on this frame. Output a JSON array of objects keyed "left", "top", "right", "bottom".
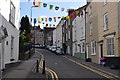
[{"left": 99, "top": 43, "right": 103, "bottom": 64}]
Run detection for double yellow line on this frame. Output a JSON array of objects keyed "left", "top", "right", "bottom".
[
  {"left": 38, "top": 51, "right": 59, "bottom": 80},
  {"left": 63, "top": 56, "right": 117, "bottom": 80}
]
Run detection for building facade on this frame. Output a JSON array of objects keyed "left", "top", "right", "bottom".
[
  {"left": 0, "top": 0, "right": 20, "bottom": 70},
  {"left": 56, "top": 20, "right": 63, "bottom": 48},
  {"left": 43, "top": 27, "right": 55, "bottom": 46},
  {"left": 86, "top": 1, "right": 120, "bottom": 67},
  {"left": 97, "top": 1, "right": 120, "bottom": 67},
  {"left": 86, "top": 2, "right": 99, "bottom": 64},
  {"left": 72, "top": 6, "right": 86, "bottom": 59}
]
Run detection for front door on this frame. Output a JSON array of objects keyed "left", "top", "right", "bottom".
[{"left": 99, "top": 44, "right": 103, "bottom": 64}]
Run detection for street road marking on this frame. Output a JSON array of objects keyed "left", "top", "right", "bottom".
[
  {"left": 63, "top": 56, "right": 117, "bottom": 80},
  {"left": 36, "top": 51, "right": 59, "bottom": 80}
]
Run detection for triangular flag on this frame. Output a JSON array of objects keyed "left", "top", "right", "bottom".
[
  {"left": 45, "top": 18, "right": 48, "bottom": 22},
  {"left": 41, "top": 18, "right": 44, "bottom": 21},
  {"left": 61, "top": 8, "right": 64, "bottom": 11},
  {"left": 70, "top": 15, "right": 73, "bottom": 18},
  {"left": 78, "top": 13, "right": 80, "bottom": 17},
  {"left": 46, "top": 24, "right": 48, "bottom": 27},
  {"left": 43, "top": 3, "right": 47, "bottom": 7},
  {"left": 76, "top": 11, "right": 80, "bottom": 15},
  {"left": 73, "top": 15, "right": 77, "bottom": 18},
  {"left": 49, "top": 5, "right": 53, "bottom": 10},
  {"left": 37, "top": 18, "right": 41, "bottom": 23},
  {"left": 58, "top": 17, "right": 61, "bottom": 19},
  {"left": 62, "top": 16, "right": 65, "bottom": 20},
  {"left": 33, "top": 0, "right": 35, "bottom": 5},
  {"left": 55, "top": 6, "right": 59, "bottom": 10},
  {"left": 53, "top": 17, "right": 56, "bottom": 22},
  {"left": 49, "top": 18, "right": 52, "bottom": 22},
  {"left": 38, "top": 2, "right": 41, "bottom": 7},
  {"left": 66, "top": 16, "right": 70, "bottom": 20},
  {"left": 70, "top": 10, "right": 74, "bottom": 14}
]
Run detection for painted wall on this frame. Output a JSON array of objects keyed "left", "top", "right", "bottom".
[
  {"left": 0, "top": 0, "right": 20, "bottom": 69},
  {"left": 72, "top": 9, "right": 86, "bottom": 59}
]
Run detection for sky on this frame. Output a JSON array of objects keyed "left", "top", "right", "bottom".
[{"left": 20, "top": 0, "right": 86, "bottom": 29}]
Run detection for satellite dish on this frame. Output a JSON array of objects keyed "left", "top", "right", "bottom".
[{"left": 0, "top": 25, "right": 8, "bottom": 40}]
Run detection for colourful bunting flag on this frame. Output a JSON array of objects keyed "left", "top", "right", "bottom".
[
  {"left": 62, "top": 16, "right": 65, "bottom": 20},
  {"left": 70, "top": 10, "right": 74, "bottom": 14},
  {"left": 55, "top": 6, "right": 59, "bottom": 10},
  {"left": 41, "top": 18, "right": 44, "bottom": 21},
  {"left": 46, "top": 24, "right": 48, "bottom": 27},
  {"left": 37, "top": 18, "right": 41, "bottom": 23},
  {"left": 38, "top": 2, "right": 41, "bottom": 7},
  {"left": 58, "top": 17, "right": 61, "bottom": 19},
  {"left": 73, "top": 15, "right": 77, "bottom": 18},
  {"left": 45, "top": 18, "right": 48, "bottom": 22},
  {"left": 50, "top": 5, "right": 53, "bottom": 10},
  {"left": 70, "top": 15, "right": 73, "bottom": 18},
  {"left": 61, "top": 8, "right": 65, "bottom": 11},
  {"left": 33, "top": 0, "right": 35, "bottom": 5},
  {"left": 66, "top": 16, "right": 70, "bottom": 20},
  {"left": 78, "top": 13, "right": 80, "bottom": 17},
  {"left": 72, "top": 25, "right": 74, "bottom": 28},
  {"left": 53, "top": 17, "right": 56, "bottom": 22},
  {"left": 49, "top": 18, "right": 52, "bottom": 22},
  {"left": 76, "top": 11, "right": 80, "bottom": 14},
  {"left": 43, "top": 3, "right": 47, "bottom": 7}
]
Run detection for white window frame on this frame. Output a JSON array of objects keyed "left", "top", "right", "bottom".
[
  {"left": 89, "top": 6, "right": 92, "bottom": 16},
  {"left": 104, "top": 13, "right": 108, "bottom": 30},
  {"left": 90, "top": 23, "right": 93, "bottom": 35},
  {"left": 104, "top": 0, "right": 107, "bottom": 5},
  {"left": 106, "top": 36, "right": 115, "bottom": 56},
  {"left": 10, "top": 1, "right": 15, "bottom": 25},
  {"left": 82, "top": 42, "right": 85, "bottom": 53},
  {"left": 91, "top": 41, "right": 96, "bottom": 55}
]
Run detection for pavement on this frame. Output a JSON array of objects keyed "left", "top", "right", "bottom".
[
  {"left": 65, "top": 55, "right": 120, "bottom": 79},
  {"left": 2, "top": 52, "right": 48, "bottom": 80}
]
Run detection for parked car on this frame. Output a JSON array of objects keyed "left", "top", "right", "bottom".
[
  {"left": 51, "top": 46, "right": 57, "bottom": 52},
  {"left": 55, "top": 48, "right": 63, "bottom": 55},
  {"left": 48, "top": 46, "right": 52, "bottom": 51}
]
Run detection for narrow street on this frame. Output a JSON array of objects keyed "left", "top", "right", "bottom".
[{"left": 36, "top": 49, "right": 110, "bottom": 79}]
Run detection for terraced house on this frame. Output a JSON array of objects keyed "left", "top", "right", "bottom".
[
  {"left": 86, "top": 0, "right": 120, "bottom": 68},
  {"left": 72, "top": 5, "right": 87, "bottom": 60},
  {"left": 0, "top": 0, "right": 20, "bottom": 70}
]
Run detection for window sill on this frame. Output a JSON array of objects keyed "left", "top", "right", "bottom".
[
  {"left": 91, "top": 54, "right": 96, "bottom": 56},
  {"left": 104, "top": 29, "right": 109, "bottom": 32},
  {"left": 105, "top": 55, "right": 115, "bottom": 57}
]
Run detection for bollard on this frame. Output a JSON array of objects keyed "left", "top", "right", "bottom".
[
  {"left": 42, "top": 60, "right": 45, "bottom": 74},
  {"left": 29, "top": 50, "right": 31, "bottom": 58},
  {"left": 36, "top": 60, "right": 39, "bottom": 73}
]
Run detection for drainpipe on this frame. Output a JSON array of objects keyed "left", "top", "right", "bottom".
[{"left": 84, "top": 8, "right": 87, "bottom": 60}]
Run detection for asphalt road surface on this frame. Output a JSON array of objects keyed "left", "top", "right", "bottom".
[{"left": 36, "top": 49, "right": 110, "bottom": 80}]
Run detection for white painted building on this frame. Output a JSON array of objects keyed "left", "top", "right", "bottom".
[
  {"left": 0, "top": 0, "right": 20, "bottom": 70},
  {"left": 72, "top": 8, "right": 86, "bottom": 59},
  {"left": 56, "top": 20, "right": 63, "bottom": 48},
  {"left": 53, "top": 29, "right": 57, "bottom": 46}
]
